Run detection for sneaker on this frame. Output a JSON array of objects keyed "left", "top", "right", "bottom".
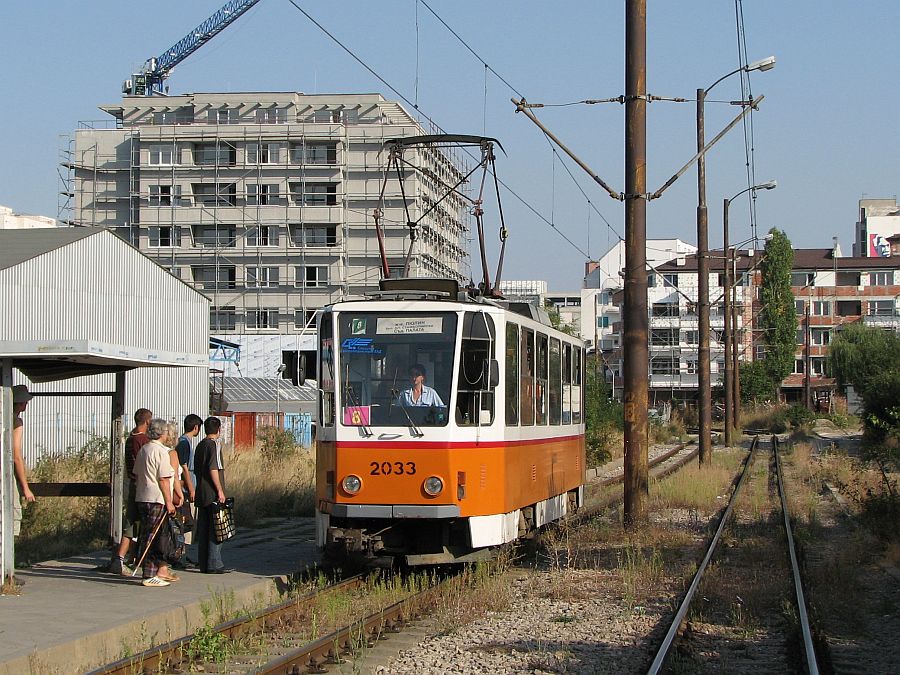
[
  {"left": 158, "top": 572, "right": 180, "bottom": 582},
  {"left": 142, "top": 576, "right": 170, "bottom": 588}
]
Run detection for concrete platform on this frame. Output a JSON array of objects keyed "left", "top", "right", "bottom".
[{"left": 0, "top": 517, "right": 319, "bottom": 674}]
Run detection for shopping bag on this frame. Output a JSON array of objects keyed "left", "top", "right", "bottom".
[{"left": 212, "top": 497, "right": 236, "bottom": 544}]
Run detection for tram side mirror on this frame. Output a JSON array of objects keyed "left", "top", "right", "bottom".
[{"left": 488, "top": 359, "right": 500, "bottom": 388}]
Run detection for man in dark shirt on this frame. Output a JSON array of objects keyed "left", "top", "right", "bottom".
[
  {"left": 194, "top": 416, "right": 229, "bottom": 573},
  {"left": 110, "top": 408, "right": 152, "bottom": 576}
]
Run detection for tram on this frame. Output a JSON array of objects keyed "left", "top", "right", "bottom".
[{"left": 314, "top": 277, "right": 586, "bottom": 565}]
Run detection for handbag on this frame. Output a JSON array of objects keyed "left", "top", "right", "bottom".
[
  {"left": 212, "top": 497, "right": 236, "bottom": 544},
  {"left": 165, "top": 516, "right": 186, "bottom": 563}
]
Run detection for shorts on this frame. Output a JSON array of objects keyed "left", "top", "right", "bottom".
[{"left": 122, "top": 480, "right": 139, "bottom": 540}]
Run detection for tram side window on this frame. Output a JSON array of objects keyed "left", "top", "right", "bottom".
[
  {"left": 549, "top": 338, "right": 562, "bottom": 425},
  {"left": 562, "top": 343, "right": 572, "bottom": 424},
  {"left": 319, "top": 312, "right": 335, "bottom": 427},
  {"left": 456, "top": 312, "right": 497, "bottom": 426},
  {"left": 505, "top": 322, "right": 519, "bottom": 425},
  {"left": 520, "top": 327, "right": 535, "bottom": 425},
  {"left": 572, "top": 346, "right": 582, "bottom": 424},
  {"left": 536, "top": 333, "right": 548, "bottom": 425}
]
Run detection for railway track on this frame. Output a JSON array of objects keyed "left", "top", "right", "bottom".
[{"left": 646, "top": 435, "right": 821, "bottom": 674}]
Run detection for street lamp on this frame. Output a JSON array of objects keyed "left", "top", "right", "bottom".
[
  {"left": 723, "top": 187, "right": 776, "bottom": 447},
  {"left": 275, "top": 363, "right": 287, "bottom": 422},
  {"left": 696, "top": 57, "right": 776, "bottom": 462}
]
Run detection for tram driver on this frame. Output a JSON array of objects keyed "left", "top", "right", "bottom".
[{"left": 400, "top": 364, "right": 445, "bottom": 408}]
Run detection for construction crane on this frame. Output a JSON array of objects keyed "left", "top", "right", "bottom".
[{"left": 123, "top": 0, "right": 262, "bottom": 96}]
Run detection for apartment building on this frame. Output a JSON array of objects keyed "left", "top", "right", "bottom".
[
  {"left": 783, "top": 248, "right": 900, "bottom": 403},
  {"left": 66, "top": 92, "right": 471, "bottom": 377},
  {"left": 853, "top": 198, "right": 900, "bottom": 258}
]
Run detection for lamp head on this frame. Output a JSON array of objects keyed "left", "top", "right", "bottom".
[
  {"left": 758, "top": 180, "right": 777, "bottom": 190},
  {"left": 746, "top": 55, "right": 776, "bottom": 72},
  {"left": 276, "top": 363, "right": 287, "bottom": 375}
]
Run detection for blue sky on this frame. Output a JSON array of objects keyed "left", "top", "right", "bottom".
[{"left": 2, "top": 1, "right": 899, "bottom": 289}]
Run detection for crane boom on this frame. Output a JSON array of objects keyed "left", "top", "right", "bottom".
[{"left": 123, "top": 0, "right": 263, "bottom": 96}]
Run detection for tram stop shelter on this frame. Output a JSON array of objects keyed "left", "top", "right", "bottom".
[{"left": 0, "top": 228, "right": 209, "bottom": 585}]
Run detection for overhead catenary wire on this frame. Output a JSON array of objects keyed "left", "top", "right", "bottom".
[
  {"left": 285, "top": 0, "right": 593, "bottom": 261},
  {"left": 735, "top": 0, "right": 761, "bottom": 244}
]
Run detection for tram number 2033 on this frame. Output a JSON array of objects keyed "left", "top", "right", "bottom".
[{"left": 370, "top": 461, "right": 416, "bottom": 476}]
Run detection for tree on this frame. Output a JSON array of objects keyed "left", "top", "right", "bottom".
[
  {"left": 758, "top": 228, "right": 797, "bottom": 392},
  {"left": 739, "top": 361, "right": 775, "bottom": 404},
  {"left": 829, "top": 323, "right": 900, "bottom": 446}
]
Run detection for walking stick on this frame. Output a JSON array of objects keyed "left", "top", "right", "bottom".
[{"left": 131, "top": 511, "right": 169, "bottom": 577}]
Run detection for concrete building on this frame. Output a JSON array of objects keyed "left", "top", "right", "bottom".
[
  {"left": 0, "top": 205, "right": 59, "bottom": 230},
  {"left": 853, "top": 198, "right": 900, "bottom": 257},
  {"left": 66, "top": 92, "right": 471, "bottom": 378},
  {"left": 580, "top": 239, "right": 697, "bottom": 368}
]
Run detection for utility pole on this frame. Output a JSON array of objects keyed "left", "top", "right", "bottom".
[
  {"left": 623, "top": 0, "right": 649, "bottom": 527},
  {"left": 696, "top": 90, "right": 712, "bottom": 464},
  {"left": 731, "top": 256, "right": 741, "bottom": 430},
  {"left": 804, "top": 302, "right": 812, "bottom": 409},
  {"left": 722, "top": 209, "right": 733, "bottom": 446}
]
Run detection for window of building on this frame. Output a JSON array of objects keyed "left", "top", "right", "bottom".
[
  {"left": 791, "top": 272, "right": 814, "bottom": 287},
  {"left": 294, "top": 309, "right": 317, "bottom": 331},
  {"left": 152, "top": 109, "right": 192, "bottom": 125},
  {"left": 246, "top": 266, "right": 279, "bottom": 288},
  {"left": 793, "top": 359, "right": 805, "bottom": 374},
  {"left": 149, "top": 226, "right": 179, "bottom": 248},
  {"left": 754, "top": 344, "right": 767, "bottom": 360},
  {"left": 148, "top": 144, "right": 177, "bottom": 166},
  {"left": 290, "top": 224, "right": 337, "bottom": 247},
  {"left": 246, "top": 224, "right": 278, "bottom": 247},
  {"left": 312, "top": 109, "right": 342, "bottom": 123},
  {"left": 208, "top": 108, "right": 237, "bottom": 125},
  {"left": 290, "top": 143, "right": 337, "bottom": 165},
  {"left": 650, "top": 328, "right": 678, "bottom": 346},
  {"left": 193, "top": 224, "right": 235, "bottom": 248},
  {"left": 247, "top": 183, "right": 280, "bottom": 206},
  {"left": 246, "top": 308, "right": 279, "bottom": 330},
  {"left": 868, "top": 300, "right": 894, "bottom": 316},
  {"left": 647, "top": 273, "right": 656, "bottom": 288},
  {"left": 836, "top": 271, "right": 861, "bottom": 286},
  {"left": 836, "top": 300, "right": 862, "bottom": 317},
  {"left": 247, "top": 142, "right": 281, "bottom": 164},
  {"left": 597, "top": 316, "right": 610, "bottom": 328},
  {"left": 869, "top": 271, "right": 893, "bottom": 286},
  {"left": 684, "top": 360, "right": 698, "bottom": 374},
  {"left": 811, "top": 328, "right": 831, "bottom": 346},
  {"left": 255, "top": 107, "right": 287, "bottom": 124},
  {"left": 148, "top": 184, "right": 182, "bottom": 207},
  {"left": 795, "top": 299, "right": 806, "bottom": 314},
  {"left": 193, "top": 142, "right": 236, "bottom": 166},
  {"left": 290, "top": 182, "right": 338, "bottom": 206},
  {"left": 191, "top": 183, "right": 236, "bottom": 207},
  {"left": 810, "top": 357, "right": 828, "bottom": 376},
  {"left": 210, "top": 306, "right": 236, "bottom": 331},
  {"left": 711, "top": 302, "right": 726, "bottom": 317},
  {"left": 295, "top": 265, "right": 329, "bottom": 288},
  {"left": 796, "top": 328, "right": 805, "bottom": 345},
  {"left": 681, "top": 329, "right": 698, "bottom": 345},
  {"left": 662, "top": 273, "right": 679, "bottom": 288},
  {"left": 193, "top": 265, "right": 236, "bottom": 290},
  {"left": 650, "top": 357, "right": 677, "bottom": 375},
  {"left": 651, "top": 302, "right": 678, "bottom": 317},
  {"left": 812, "top": 301, "right": 830, "bottom": 316}
]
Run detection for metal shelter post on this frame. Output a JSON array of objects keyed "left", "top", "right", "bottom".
[
  {"left": 1, "top": 359, "right": 14, "bottom": 585},
  {"left": 109, "top": 372, "right": 126, "bottom": 544}
]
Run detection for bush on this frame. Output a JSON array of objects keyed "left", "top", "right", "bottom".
[
  {"left": 257, "top": 426, "right": 298, "bottom": 465},
  {"left": 772, "top": 405, "right": 815, "bottom": 433}
]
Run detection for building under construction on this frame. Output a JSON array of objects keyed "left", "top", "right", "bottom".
[{"left": 63, "top": 92, "right": 472, "bottom": 377}]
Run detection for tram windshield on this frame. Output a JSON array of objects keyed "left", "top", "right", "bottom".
[{"left": 336, "top": 311, "right": 458, "bottom": 428}]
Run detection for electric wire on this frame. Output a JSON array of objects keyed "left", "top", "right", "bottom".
[
  {"left": 735, "top": 0, "right": 760, "bottom": 244},
  {"left": 285, "top": 0, "right": 594, "bottom": 261}
]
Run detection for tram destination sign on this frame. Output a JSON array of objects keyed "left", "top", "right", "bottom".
[{"left": 376, "top": 317, "right": 443, "bottom": 334}]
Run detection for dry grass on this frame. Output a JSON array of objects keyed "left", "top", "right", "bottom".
[
  {"left": 225, "top": 445, "right": 316, "bottom": 526},
  {"left": 430, "top": 555, "right": 515, "bottom": 633},
  {"left": 651, "top": 448, "right": 745, "bottom": 512}
]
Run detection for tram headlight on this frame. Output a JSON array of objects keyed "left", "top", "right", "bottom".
[
  {"left": 423, "top": 476, "right": 444, "bottom": 496},
  {"left": 341, "top": 474, "right": 362, "bottom": 495}
]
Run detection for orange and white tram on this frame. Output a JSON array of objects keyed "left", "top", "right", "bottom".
[{"left": 315, "top": 278, "right": 586, "bottom": 565}]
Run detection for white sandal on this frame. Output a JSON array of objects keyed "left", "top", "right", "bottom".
[{"left": 142, "top": 576, "right": 170, "bottom": 587}]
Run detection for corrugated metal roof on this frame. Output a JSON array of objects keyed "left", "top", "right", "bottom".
[
  {"left": 0, "top": 227, "right": 97, "bottom": 271},
  {"left": 221, "top": 377, "right": 318, "bottom": 402}
]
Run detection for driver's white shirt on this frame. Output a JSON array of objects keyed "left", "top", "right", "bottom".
[{"left": 400, "top": 385, "right": 444, "bottom": 407}]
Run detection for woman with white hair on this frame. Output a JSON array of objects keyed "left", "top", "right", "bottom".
[{"left": 134, "top": 417, "right": 181, "bottom": 587}]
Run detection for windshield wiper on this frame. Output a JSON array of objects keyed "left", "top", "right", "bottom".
[
  {"left": 390, "top": 387, "right": 424, "bottom": 437},
  {"left": 344, "top": 378, "right": 373, "bottom": 437}
]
